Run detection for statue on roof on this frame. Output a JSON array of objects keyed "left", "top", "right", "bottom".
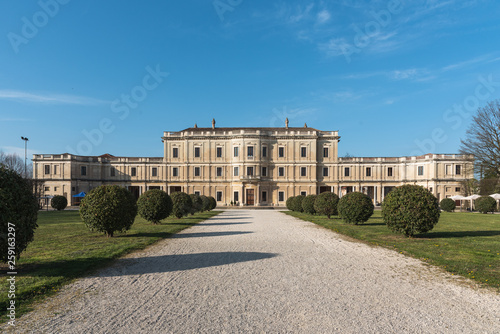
[
  {"left": 285, "top": 117, "right": 289, "bottom": 129},
  {"left": 212, "top": 118, "right": 216, "bottom": 129}
]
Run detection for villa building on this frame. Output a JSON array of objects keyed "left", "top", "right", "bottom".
[{"left": 33, "top": 119, "right": 474, "bottom": 206}]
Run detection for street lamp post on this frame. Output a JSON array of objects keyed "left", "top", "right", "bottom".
[{"left": 21, "top": 136, "right": 29, "bottom": 178}]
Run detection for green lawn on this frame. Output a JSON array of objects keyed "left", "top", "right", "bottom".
[
  {"left": 285, "top": 210, "right": 500, "bottom": 290},
  {"left": 1, "top": 210, "right": 220, "bottom": 320}
]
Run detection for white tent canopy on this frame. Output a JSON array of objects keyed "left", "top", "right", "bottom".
[
  {"left": 450, "top": 195, "right": 466, "bottom": 200},
  {"left": 489, "top": 193, "right": 500, "bottom": 200}
]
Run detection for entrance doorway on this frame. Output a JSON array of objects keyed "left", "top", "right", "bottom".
[{"left": 246, "top": 189, "right": 255, "bottom": 205}]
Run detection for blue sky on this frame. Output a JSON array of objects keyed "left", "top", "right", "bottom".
[{"left": 1, "top": 0, "right": 499, "bottom": 159}]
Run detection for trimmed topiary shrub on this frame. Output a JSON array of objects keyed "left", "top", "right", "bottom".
[
  {"left": 382, "top": 184, "right": 440, "bottom": 237},
  {"left": 189, "top": 194, "right": 203, "bottom": 214},
  {"left": 291, "top": 195, "right": 305, "bottom": 212},
  {"left": 137, "top": 189, "right": 173, "bottom": 224},
  {"left": 171, "top": 192, "right": 193, "bottom": 218},
  {"left": 314, "top": 192, "right": 339, "bottom": 218},
  {"left": 51, "top": 195, "right": 68, "bottom": 211},
  {"left": 337, "top": 192, "right": 374, "bottom": 224},
  {"left": 475, "top": 196, "right": 496, "bottom": 214},
  {"left": 302, "top": 195, "right": 317, "bottom": 214},
  {"left": 286, "top": 196, "right": 295, "bottom": 210},
  {"left": 79, "top": 185, "right": 137, "bottom": 237},
  {"left": 208, "top": 196, "right": 217, "bottom": 210},
  {"left": 201, "top": 195, "right": 211, "bottom": 212},
  {"left": 440, "top": 198, "right": 456, "bottom": 212},
  {"left": 0, "top": 166, "right": 38, "bottom": 262}
]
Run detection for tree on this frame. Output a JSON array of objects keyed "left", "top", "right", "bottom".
[
  {"left": 337, "top": 192, "right": 374, "bottom": 224},
  {"left": 382, "top": 185, "right": 440, "bottom": 237},
  {"left": 291, "top": 195, "right": 305, "bottom": 212},
  {"left": 189, "top": 194, "right": 203, "bottom": 214},
  {"left": 440, "top": 198, "right": 456, "bottom": 212},
  {"left": 301, "top": 195, "right": 317, "bottom": 214},
  {"left": 475, "top": 196, "right": 496, "bottom": 214},
  {"left": 313, "top": 192, "right": 339, "bottom": 218},
  {"left": 171, "top": 192, "right": 193, "bottom": 218},
  {"left": 51, "top": 195, "right": 68, "bottom": 211},
  {"left": 0, "top": 151, "right": 25, "bottom": 176},
  {"left": 201, "top": 195, "right": 211, "bottom": 212},
  {"left": 79, "top": 185, "right": 137, "bottom": 237},
  {"left": 137, "top": 189, "right": 173, "bottom": 224},
  {"left": 0, "top": 166, "right": 39, "bottom": 262},
  {"left": 459, "top": 100, "right": 500, "bottom": 177}
]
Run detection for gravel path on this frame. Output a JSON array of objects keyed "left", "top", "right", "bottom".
[{"left": 4, "top": 210, "right": 500, "bottom": 333}]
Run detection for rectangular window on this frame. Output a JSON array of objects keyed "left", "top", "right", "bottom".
[
  {"left": 366, "top": 167, "right": 371, "bottom": 177},
  {"left": 278, "top": 167, "right": 285, "bottom": 177},
  {"left": 300, "top": 191, "right": 307, "bottom": 196},
  {"left": 234, "top": 191, "right": 239, "bottom": 202},
  {"left": 455, "top": 187, "right": 461, "bottom": 192},
  {"left": 110, "top": 167, "right": 116, "bottom": 177},
  {"left": 234, "top": 146, "right": 239, "bottom": 157},
  {"left": 172, "top": 147, "right": 178, "bottom": 158},
  {"left": 247, "top": 166, "right": 254, "bottom": 176},
  {"left": 387, "top": 167, "right": 393, "bottom": 177},
  {"left": 262, "top": 146, "right": 267, "bottom": 158},
  {"left": 262, "top": 191, "right": 267, "bottom": 202},
  {"left": 195, "top": 191, "right": 201, "bottom": 196},
  {"left": 194, "top": 147, "right": 200, "bottom": 158},
  {"left": 216, "top": 191, "right": 222, "bottom": 202},
  {"left": 278, "top": 191, "right": 285, "bottom": 202},
  {"left": 54, "top": 187, "right": 58, "bottom": 192},
  {"left": 216, "top": 167, "right": 222, "bottom": 177},
  {"left": 300, "top": 167, "right": 307, "bottom": 177},
  {"left": 323, "top": 167, "right": 329, "bottom": 177},
  {"left": 216, "top": 147, "right": 222, "bottom": 158},
  {"left": 81, "top": 166, "right": 87, "bottom": 176},
  {"left": 418, "top": 166, "right": 424, "bottom": 176},
  {"left": 152, "top": 167, "right": 158, "bottom": 177},
  {"left": 44, "top": 165, "right": 50, "bottom": 174},
  {"left": 131, "top": 167, "right": 137, "bottom": 177},
  {"left": 323, "top": 147, "right": 329, "bottom": 158},
  {"left": 278, "top": 147, "right": 284, "bottom": 158},
  {"left": 247, "top": 146, "right": 254, "bottom": 157},
  {"left": 53, "top": 165, "right": 58, "bottom": 174},
  {"left": 262, "top": 167, "right": 267, "bottom": 177},
  {"left": 233, "top": 166, "right": 239, "bottom": 177},
  {"left": 446, "top": 165, "right": 451, "bottom": 175},
  {"left": 44, "top": 186, "right": 50, "bottom": 192},
  {"left": 301, "top": 147, "right": 307, "bottom": 158},
  {"left": 344, "top": 167, "right": 350, "bottom": 177},
  {"left": 172, "top": 167, "right": 178, "bottom": 177},
  {"left": 194, "top": 167, "right": 200, "bottom": 176},
  {"left": 455, "top": 165, "right": 461, "bottom": 175}
]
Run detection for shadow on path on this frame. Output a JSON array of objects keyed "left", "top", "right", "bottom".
[
  {"left": 417, "top": 230, "right": 500, "bottom": 238},
  {"left": 98, "top": 252, "right": 278, "bottom": 276},
  {"left": 172, "top": 231, "right": 253, "bottom": 238}
]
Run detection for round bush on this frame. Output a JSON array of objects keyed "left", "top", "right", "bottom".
[
  {"left": 440, "top": 198, "right": 456, "bottom": 212},
  {"left": 79, "top": 185, "right": 137, "bottom": 237},
  {"left": 382, "top": 185, "right": 440, "bottom": 237},
  {"left": 286, "top": 196, "right": 295, "bottom": 210},
  {"left": 201, "top": 195, "right": 211, "bottom": 212},
  {"left": 51, "top": 195, "right": 68, "bottom": 211},
  {"left": 337, "top": 192, "right": 374, "bottom": 224},
  {"left": 302, "top": 195, "right": 317, "bottom": 214},
  {"left": 208, "top": 196, "right": 217, "bottom": 210},
  {"left": 189, "top": 194, "right": 203, "bottom": 214},
  {"left": 314, "top": 192, "right": 339, "bottom": 218},
  {"left": 0, "top": 166, "right": 38, "bottom": 262},
  {"left": 171, "top": 192, "right": 193, "bottom": 218},
  {"left": 137, "top": 189, "right": 173, "bottom": 224},
  {"left": 291, "top": 195, "right": 305, "bottom": 212},
  {"left": 475, "top": 196, "right": 496, "bottom": 214}
]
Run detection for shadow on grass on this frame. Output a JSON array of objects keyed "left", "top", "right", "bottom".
[
  {"left": 360, "top": 222, "right": 386, "bottom": 226},
  {"left": 417, "top": 230, "right": 500, "bottom": 238}
]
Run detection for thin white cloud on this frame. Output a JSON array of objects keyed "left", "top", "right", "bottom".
[
  {"left": 391, "top": 69, "right": 419, "bottom": 80},
  {"left": 319, "top": 38, "right": 352, "bottom": 57},
  {"left": 0, "top": 90, "right": 110, "bottom": 105},
  {"left": 317, "top": 10, "right": 331, "bottom": 24},
  {"left": 442, "top": 54, "right": 497, "bottom": 71}
]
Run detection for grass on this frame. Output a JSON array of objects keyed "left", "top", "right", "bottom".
[
  {"left": 285, "top": 210, "right": 500, "bottom": 290},
  {"left": 1, "top": 210, "right": 220, "bottom": 321}
]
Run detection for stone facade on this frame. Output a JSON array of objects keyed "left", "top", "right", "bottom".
[{"left": 33, "top": 123, "right": 473, "bottom": 206}]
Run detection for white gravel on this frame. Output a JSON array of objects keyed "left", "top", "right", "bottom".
[{"left": 4, "top": 209, "right": 500, "bottom": 333}]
